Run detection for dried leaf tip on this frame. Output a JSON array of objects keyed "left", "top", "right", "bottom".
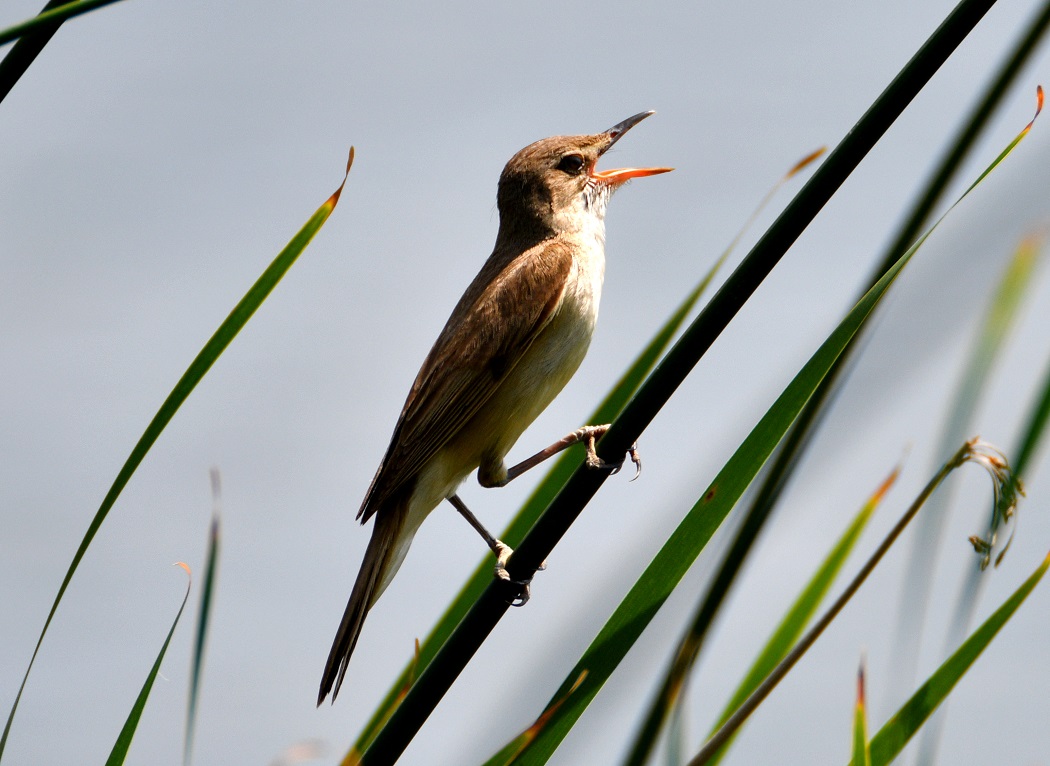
[
  {"left": 328, "top": 146, "right": 356, "bottom": 208},
  {"left": 855, "top": 660, "right": 866, "bottom": 707},
  {"left": 1020, "top": 86, "right": 1044, "bottom": 138}
]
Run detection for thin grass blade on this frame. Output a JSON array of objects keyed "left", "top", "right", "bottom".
[
  {"left": 0, "top": 149, "right": 355, "bottom": 761},
  {"left": 105, "top": 563, "right": 193, "bottom": 766},
  {"left": 0, "top": 0, "right": 91, "bottom": 103},
  {"left": 0, "top": 0, "right": 130, "bottom": 47},
  {"left": 862, "top": 551, "right": 1050, "bottom": 766},
  {"left": 184, "top": 471, "right": 223, "bottom": 766},
  {"left": 973, "top": 233, "right": 1045, "bottom": 552}
]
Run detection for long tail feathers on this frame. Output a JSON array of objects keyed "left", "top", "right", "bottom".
[{"left": 317, "top": 504, "right": 407, "bottom": 705}]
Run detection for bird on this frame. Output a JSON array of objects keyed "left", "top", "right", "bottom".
[{"left": 319, "top": 111, "right": 671, "bottom": 704}]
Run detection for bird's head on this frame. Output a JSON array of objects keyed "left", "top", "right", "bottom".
[{"left": 496, "top": 111, "right": 672, "bottom": 240}]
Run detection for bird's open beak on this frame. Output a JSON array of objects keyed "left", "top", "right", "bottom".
[
  {"left": 592, "top": 110, "right": 673, "bottom": 185},
  {"left": 592, "top": 166, "right": 674, "bottom": 183}
]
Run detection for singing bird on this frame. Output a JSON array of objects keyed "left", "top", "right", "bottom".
[{"left": 319, "top": 111, "right": 671, "bottom": 703}]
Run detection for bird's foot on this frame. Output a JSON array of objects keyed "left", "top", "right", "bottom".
[
  {"left": 584, "top": 432, "right": 642, "bottom": 482},
  {"left": 493, "top": 540, "right": 545, "bottom": 606}
]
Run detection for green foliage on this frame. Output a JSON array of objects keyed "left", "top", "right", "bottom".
[{"left": 105, "top": 566, "right": 192, "bottom": 766}]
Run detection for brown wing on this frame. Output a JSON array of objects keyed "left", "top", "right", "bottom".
[{"left": 357, "top": 237, "right": 575, "bottom": 522}]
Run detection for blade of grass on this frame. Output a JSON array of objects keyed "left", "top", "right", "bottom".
[
  {"left": 345, "top": 147, "right": 821, "bottom": 760},
  {"left": 184, "top": 471, "right": 223, "bottom": 766},
  {"left": 0, "top": 148, "right": 355, "bottom": 762},
  {"left": 105, "top": 563, "right": 193, "bottom": 766},
  {"left": 476, "top": 672, "right": 589, "bottom": 766},
  {"left": 1009, "top": 343, "right": 1050, "bottom": 479},
  {"left": 0, "top": 0, "right": 71, "bottom": 104},
  {"left": 0, "top": 0, "right": 130, "bottom": 48},
  {"left": 0, "top": 0, "right": 135, "bottom": 104},
  {"left": 861, "top": 549, "right": 1050, "bottom": 766},
  {"left": 360, "top": 4, "right": 1000, "bottom": 761},
  {"left": 690, "top": 439, "right": 1018, "bottom": 766}
]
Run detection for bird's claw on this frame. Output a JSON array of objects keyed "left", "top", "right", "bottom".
[
  {"left": 493, "top": 541, "right": 541, "bottom": 606},
  {"left": 585, "top": 439, "right": 642, "bottom": 480}
]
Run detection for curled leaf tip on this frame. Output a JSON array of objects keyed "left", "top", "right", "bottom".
[
  {"left": 956, "top": 439, "right": 1022, "bottom": 568},
  {"left": 175, "top": 561, "right": 192, "bottom": 576},
  {"left": 328, "top": 146, "right": 356, "bottom": 208},
  {"left": 1020, "top": 86, "right": 1044, "bottom": 138}
]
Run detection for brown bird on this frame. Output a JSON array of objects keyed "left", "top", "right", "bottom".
[{"left": 319, "top": 111, "right": 671, "bottom": 704}]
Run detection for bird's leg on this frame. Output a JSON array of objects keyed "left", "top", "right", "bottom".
[
  {"left": 446, "top": 494, "right": 536, "bottom": 606},
  {"left": 500, "top": 424, "right": 642, "bottom": 484}
]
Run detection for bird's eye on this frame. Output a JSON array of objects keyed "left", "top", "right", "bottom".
[{"left": 557, "top": 154, "right": 585, "bottom": 175}]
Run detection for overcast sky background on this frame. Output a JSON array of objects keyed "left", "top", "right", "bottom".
[{"left": 3, "top": 1, "right": 1050, "bottom": 764}]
